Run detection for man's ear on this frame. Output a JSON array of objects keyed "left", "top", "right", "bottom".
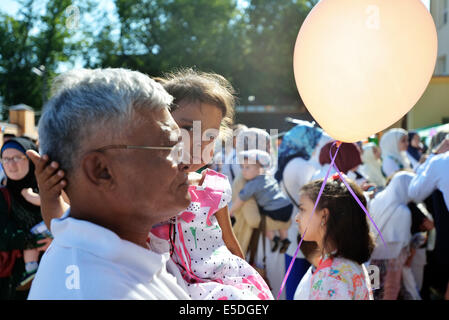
[{"left": 81, "top": 152, "right": 114, "bottom": 190}]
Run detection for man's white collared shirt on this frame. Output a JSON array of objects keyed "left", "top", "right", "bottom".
[{"left": 28, "top": 210, "right": 190, "bottom": 300}]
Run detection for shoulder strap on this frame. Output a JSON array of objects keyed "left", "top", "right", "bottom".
[
  {"left": 248, "top": 226, "right": 260, "bottom": 266},
  {"left": 281, "top": 180, "right": 299, "bottom": 208},
  {"left": 0, "top": 187, "right": 11, "bottom": 215},
  {"left": 260, "top": 214, "right": 267, "bottom": 270},
  {"left": 229, "top": 164, "right": 235, "bottom": 181},
  {"left": 247, "top": 214, "right": 268, "bottom": 270},
  {"left": 229, "top": 153, "right": 237, "bottom": 180}
]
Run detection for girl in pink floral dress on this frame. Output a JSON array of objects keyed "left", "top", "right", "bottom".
[{"left": 294, "top": 176, "right": 375, "bottom": 300}]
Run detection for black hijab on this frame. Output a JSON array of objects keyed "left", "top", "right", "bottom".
[
  {"left": 1, "top": 137, "right": 39, "bottom": 211},
  {"left": 407, "top": 131, "right": 422, "bottom": 162}
]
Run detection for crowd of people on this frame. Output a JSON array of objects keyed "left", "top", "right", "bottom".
[{"left": 0, "top": 67, "right": 448, "bottom": 300}]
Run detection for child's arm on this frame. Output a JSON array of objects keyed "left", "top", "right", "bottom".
[
  {"left": 229, "top": 196, "right": 245, "bottom": 217},
  {"left": 21, "top": 188, "right": 41, "bottom": 206},
  {"left": 26, "top": 150, "right": 70, "bottom": 231},
  {"left": 215, "top": 206, "right": 245, "bottom": 260},
  {"left": 23, "top": 248, "right": 40, "bottom": 263}
]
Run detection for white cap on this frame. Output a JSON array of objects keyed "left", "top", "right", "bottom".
[{"left": 238, "top": 149, "right": 271, "bottom": 168}]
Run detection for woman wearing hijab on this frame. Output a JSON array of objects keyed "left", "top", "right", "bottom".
[
  {"left": 406, "top": 131, "right": 423, "bottom": 169},
  {"left": 369, "top": 171, "right": 418, "bottom": 300},
  {"left": 360, "top": 143, "right": 387, "bottom": 188},
  {"left": 379, "top": 128, "right": 411, "bottom": 178},
  {"left": 0, "top": 137, "right": 50, "bottom": 300},
  {"left": 312, "top": 142, "right": 364, "bottom": 185},
  {"left": 275, "top": 121, "right": 332, "bottom": 300}
]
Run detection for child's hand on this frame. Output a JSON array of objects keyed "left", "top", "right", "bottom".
[
  {"left": 36, "top": 238, "right": 52, "bottom": 252},
  {"left": 361, "top": 182, "right": 376, "bottom": 192},
  {"left": 26, "top": 150, "right": 69, "bottom": 230},
  {"left": 26, "top": 150, "right": 67, "bottom": 200},
  {"left": 21, "top": 188, "right": 41, "bottom": 206},
  {"left": 404, "top": 247, "right": 416, "bottom": 267},
  {"left": 420, "top": 218, "right": 434, "bottom": 232},
  {"left": 23, "top": 248, "right": 40, "bottom": 263},
  {"left": 435, "top": 138, "right": 449, "bottom": 155}
]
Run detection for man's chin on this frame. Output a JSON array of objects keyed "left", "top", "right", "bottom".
[
  {"left": 180, "top": 192, "right": 191, "bottom": 208},
  {"left": 172, "top": 191, "right": 191, "bottom": 212}
]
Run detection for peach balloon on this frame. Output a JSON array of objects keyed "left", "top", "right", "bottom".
[{"left": 293, "top": 0, "right": 438, "bottom": 143}]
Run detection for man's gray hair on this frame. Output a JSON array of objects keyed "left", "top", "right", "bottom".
[{"left": 38, "top": 68, "right": 173, "bottom": 174}]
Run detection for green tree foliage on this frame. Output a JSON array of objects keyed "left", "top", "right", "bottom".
[
  {"left": 91, "top": 0, "right": 246, "bottom": 82},
  {"left": 242, "top": 0, "right": 318, "bottom": 104},
  {"left": 0, "top": 0, "right": 317, "bottom": 114},
  {"left": 0, "top": 0, "right": 92, "bottom": 116}
]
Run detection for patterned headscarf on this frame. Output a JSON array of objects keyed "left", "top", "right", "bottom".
[{"left": 275, "top": 120, "right": 324, "bottom": 182}]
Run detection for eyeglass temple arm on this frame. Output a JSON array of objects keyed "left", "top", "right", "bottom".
[{"left": 95, "top": 145, "right": 174, "bottom": 152}]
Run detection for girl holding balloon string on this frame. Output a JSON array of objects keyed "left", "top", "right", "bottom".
[{"left": 293, "top": 176, "right": 375, "bottom": 300}]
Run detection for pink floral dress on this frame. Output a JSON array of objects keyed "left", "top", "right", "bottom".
[
  {"left": 149, "top": 169, "right": 273, "bottom": 300},
  {"left": 309, "top": 255, "right": 373, "bottom": 300}
]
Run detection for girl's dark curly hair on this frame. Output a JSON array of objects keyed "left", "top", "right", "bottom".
[{"left": 301, "top": 178, "right": 376, "bottom": 264}]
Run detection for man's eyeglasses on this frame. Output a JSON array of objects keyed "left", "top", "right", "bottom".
[
  {"left": 0, "top": 155, "right": 27, "bottom": 165},
  {"left": 92, "top": 142, "right": 185, "bottom": 165}
]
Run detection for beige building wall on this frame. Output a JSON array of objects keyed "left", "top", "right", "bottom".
[
  {"left": 0, "top": 106, "right": 38, "bottom": 146},
  {"left": 407, "top": 76, "right": 449, "bottom": 129},
  {"left": 431, "top": 0, "right": 449, "bottom": 75}
]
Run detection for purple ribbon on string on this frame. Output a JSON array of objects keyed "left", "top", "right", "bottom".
[
  {"left": 329, "top": 144, "right": 387, "bottom": 248},
  {"left": 277, "top": 141, "right": 341, "bottom": 300},
  {"left": 276, "top": 141, "right": 388, "bottom": 300}
]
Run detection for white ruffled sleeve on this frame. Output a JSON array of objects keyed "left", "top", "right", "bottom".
[{"left": 218, "top": 175, "right": 232, "bottom": 209}]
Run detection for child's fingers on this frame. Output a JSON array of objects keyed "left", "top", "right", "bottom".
[
  {"left": 26, "top": 150, "right": 44, "bottom": 171},
  {"left": 36, "top": 238, "right": 52, "bottom": 252},
  {"left": 39, "top": 160, "right": 63, "bottom": 183},
  {"left": 48, "top": 179, "right": 67, "bottom": 196},
  {"left": 27, "top": 150, "right": 61, "bottom": 184},
  {"left": 45, "top": 170, "right": 66, "bottom": 190}
]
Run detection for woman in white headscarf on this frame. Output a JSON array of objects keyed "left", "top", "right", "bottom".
[
  {"left": 379, "top": 128, "right": 411, "bottom": 178},
  {"left": 360, "top": 143, "right": 387, "bottom": 187},
  {"left": 368, "top": 171, "right": 417, "bottom": 300}
]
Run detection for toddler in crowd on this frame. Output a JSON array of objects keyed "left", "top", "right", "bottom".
[{"left": 230, "top": 149, "right": 294, "bottom": 253}]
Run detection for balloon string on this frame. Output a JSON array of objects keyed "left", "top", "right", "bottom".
[
  {"left": 327, "top": 142, "right": 387, "bottom": 248},
  {"left": 331, "top": 164, "right": 387, "bottom": 248},
  {"left": 277, "top": 141, "right": 341, "bottom": 300}
]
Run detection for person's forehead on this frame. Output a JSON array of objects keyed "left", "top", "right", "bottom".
[
  {"left": 133, "top": 108, "right": 180, "bottom": 141},
  {"left": 157, "top": 117, "right": 181, "bottom": 142},
  {"left": 2, "top": 148, "right": 24, "bottom": 156}
]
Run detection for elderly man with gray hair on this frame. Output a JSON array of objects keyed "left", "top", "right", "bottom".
[{"left": 28, "top": 68, "right": 191, "bottom": 299}]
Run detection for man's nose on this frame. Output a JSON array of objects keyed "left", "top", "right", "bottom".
[{"left": 177, "top": 162, "right": 190, "bottom": 172}]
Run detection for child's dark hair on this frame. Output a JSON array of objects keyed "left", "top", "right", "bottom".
[
  {"left": 301, "top": 178, "right": 375, "bottom": 264},
  {"left": 156, "top": 68, "right": 235, "bottom": 139}
]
